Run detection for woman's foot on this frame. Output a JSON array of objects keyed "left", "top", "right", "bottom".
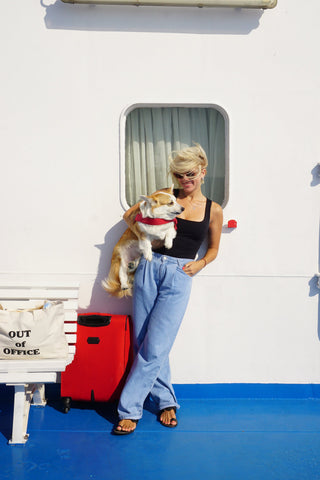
[
  {"left": 159, "top": 407, "right": 178, "bottom": 428},
  {"left": 113, "top": 419, "right": 138, "bottom": 435}
]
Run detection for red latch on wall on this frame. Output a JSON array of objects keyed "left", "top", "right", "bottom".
[{"left": 227, "top": 219, "right": 237, "bottom": 228}]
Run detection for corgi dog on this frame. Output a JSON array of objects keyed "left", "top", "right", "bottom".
[{"left": 102, "top": 186, "right": 184, "bottom": 298}]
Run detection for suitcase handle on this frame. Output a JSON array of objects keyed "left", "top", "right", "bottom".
[
  {"left": 78, "top": 314, "right": 112, "bottom": 327},
  {"left": 87, "top": 337, "right": 100, "bottom": 344}
]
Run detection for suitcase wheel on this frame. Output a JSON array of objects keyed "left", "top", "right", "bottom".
[{"left": 62, "top": 397, "right": 72, "bottom": 413}]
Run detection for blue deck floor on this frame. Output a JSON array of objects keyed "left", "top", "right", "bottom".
[{"left": 1, "top": 385, "right": 320, "bottom": 480}]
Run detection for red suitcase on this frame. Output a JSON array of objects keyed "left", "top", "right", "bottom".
[{"left": 61, "top": 313, "right": 132, "bottom": 412}]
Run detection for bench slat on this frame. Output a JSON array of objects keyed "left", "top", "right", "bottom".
[
  {"left": 0, "top": 358, "right": 73, "bottom": 372},
  {"left": 64, "top": 323, "right": 77, "bottom": 333},
  {"left": 64, "top": 312, "right": 77, "bottom": 322},
  {"left": 0, "top": 290, "right": 79, "bottom": 300},
  {"left": 65, "top": 333, "right": 77, "bottom": 344},
  {"left": 3, "top": 372, "right": 59, "bottom": 383}
]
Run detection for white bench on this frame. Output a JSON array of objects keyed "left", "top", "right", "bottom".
[{"left": 0, "top": 282, "right": 79, "bottom": 445}]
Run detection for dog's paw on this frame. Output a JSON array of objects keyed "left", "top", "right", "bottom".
[
  {"left": 145, "top": 252, "right": 153, "bottom": 262},
  {"left": 128, "top": 259, "right": 140, "bottom": 273},
  {"left": 128, "top": 262, "right": 136, "bottom": 272},
  {"left": 140, "top": 244, "right": 153, "bottom": 262}
]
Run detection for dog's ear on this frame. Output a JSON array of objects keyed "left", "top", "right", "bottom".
[{"left": 139, "top": 195, "right": 153, "bottom": 218}]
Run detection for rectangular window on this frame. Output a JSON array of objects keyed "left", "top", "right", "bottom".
[{"left": 121, "top": 104, "right": 228, "bottom": 208}]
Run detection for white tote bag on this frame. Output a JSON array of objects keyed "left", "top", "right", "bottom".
[{"left": 0, "top": 301, "right": 69, "bottom": 360}]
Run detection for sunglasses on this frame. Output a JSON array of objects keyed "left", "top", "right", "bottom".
[{"left": 173, "top": 171, "right": 199, "bottom": 180}]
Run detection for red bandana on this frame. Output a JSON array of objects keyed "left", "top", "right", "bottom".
[{"left": 135, "top": 213, "right": 177, "bottom": 230}]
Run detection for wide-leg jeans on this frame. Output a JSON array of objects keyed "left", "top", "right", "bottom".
[{"left": 117, "top": 252, "right": 193, "bottom": 420}]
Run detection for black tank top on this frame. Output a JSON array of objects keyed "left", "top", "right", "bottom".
[{"left": 154, "top": 191, "right": 212, "bottom": 259}]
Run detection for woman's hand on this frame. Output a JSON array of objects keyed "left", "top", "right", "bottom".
[{"left": 183, "top": 260, "right": 206, "bottom": 277}]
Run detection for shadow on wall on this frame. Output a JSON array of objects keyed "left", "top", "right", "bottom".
[
  {"left": 318, "top": 220, "right": 320, "bottom": 342},
  {"left": 80, "top": 220, "right": 211, "bottom": 315},
  {"left": 309, "top": 220, "right": 320, "bottom": 342},
  {"left": 80, "top": 220, "right": 133, "bottom": 316},
  {"left": 309, "top": 166, "right": 320, "bottom": 340},
  {"left": 41, "top": 0, "right": 264, "bottom": 34},
  {"left": 311, "top": 164, "right": 320, "bottom": 187}
]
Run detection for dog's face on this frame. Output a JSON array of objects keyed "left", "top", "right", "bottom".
[{"left": 139, "top": 189, "right": 184, "bottom": 220}]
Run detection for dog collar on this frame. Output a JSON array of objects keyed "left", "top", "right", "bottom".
[{"left": 135, "top": 213, "right": 177, "bottom": 230}]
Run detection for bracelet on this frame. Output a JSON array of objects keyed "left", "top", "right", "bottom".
[{"left": 201, "top": 258, "right": 207, "bottom": 268}]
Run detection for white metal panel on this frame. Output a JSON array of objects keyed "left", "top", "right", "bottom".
[
  {"left": 172, "top": 276, "right": 320, "bottom": 384},
  {"left": 0, "top": 0, "right": 319, "bottom": 386},
  {"left": 61, "top": 0, "right": 277, "bottom": 7}
]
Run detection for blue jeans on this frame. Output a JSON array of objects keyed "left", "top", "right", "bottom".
[{"left": 117, "top": 252, "right": 193, "bottom": 420}]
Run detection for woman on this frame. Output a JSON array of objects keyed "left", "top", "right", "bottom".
[{"left": 113, "top": 144, "right": 223, "bottom": 434}]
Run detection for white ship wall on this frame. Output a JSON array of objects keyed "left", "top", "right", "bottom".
[{"left": 1, "top": 0, "right": 319, "bottom": 384}]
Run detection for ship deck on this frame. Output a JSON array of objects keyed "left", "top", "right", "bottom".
[{"left": 1, "top": 384, "right": 320, "bottom": 480}]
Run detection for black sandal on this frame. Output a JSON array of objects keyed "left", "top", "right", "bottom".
[
  {"left": 159, "top": 407, "right": 178, "bottom": 428},
  {"left": 113, "top": 419, "right": 138, "bottom": 435}
]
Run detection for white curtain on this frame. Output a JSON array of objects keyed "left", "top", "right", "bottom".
[{"left": 125, "top": 107, "right": 225, "bottom": 206}]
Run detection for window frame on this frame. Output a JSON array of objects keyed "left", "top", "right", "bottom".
[{"left": 119, "top": 102, "right": 230, "bottom": 211}]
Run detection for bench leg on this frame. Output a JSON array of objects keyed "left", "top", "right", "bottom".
[
  {"left": 31, "top": 383, "right": 47, "bottom": 407},
  {"left": 8, "top": 384, "right": 34, "bottom": 445}
]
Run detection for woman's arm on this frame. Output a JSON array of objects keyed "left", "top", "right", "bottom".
[{"left": 182, "top": 202, "right": 223, "bottom": 277}]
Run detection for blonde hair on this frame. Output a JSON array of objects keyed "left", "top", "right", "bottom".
[
  {"left": 169, "top": 143, "right": 208, "bottom": 188},
  {"left": 169, "top": 143, "right": 208, "bottom": 178}
]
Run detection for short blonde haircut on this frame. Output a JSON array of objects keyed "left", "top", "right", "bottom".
[{"left": 169, "top": 143, "right": 208, "bottom": 178}]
